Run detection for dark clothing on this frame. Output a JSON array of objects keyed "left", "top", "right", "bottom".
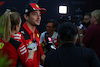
[
  {"left": 44, "top": 43, "right": 100, "bottom": 67},
  {"left": 82, "top": 22, "right": 90, "bottom": 29},
  {"left": 82, "top": 24, "right": 100, "bottom": 60},
  {"left": 81, "top": 22, "right": 90, "bottom": 35}
]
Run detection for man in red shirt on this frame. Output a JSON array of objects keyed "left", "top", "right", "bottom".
[{"left": 14, "top": 3, "right": 46, "bottom": 67}]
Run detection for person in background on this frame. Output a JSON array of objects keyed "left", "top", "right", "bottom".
[
  {"left": 14, "top": 3, "right": 46, "bottom": 67},
  {"left": 40, "top": 19, "right": 58, "bottom": 54},
  {"left": 44, "top": 22, "right": 100, "bottom": 67},
  {"left": 83, "top": 13, "right": 91, "bottom": 29},
  {"left": 78, "top": 13, "right": 91, "bottom": 46},
  {"left": 0, "top": 7, "right": 17, "bottom": 39},
  {"left": 0, "top": 11, "right": 36, "bottom": 67},
  {"left": 82, "top": 10, "right": 100, "bottom": 61}
]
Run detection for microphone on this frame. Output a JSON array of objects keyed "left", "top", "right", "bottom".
[{"left": 44, "top": 33, "right": 56, "bottom": 51}]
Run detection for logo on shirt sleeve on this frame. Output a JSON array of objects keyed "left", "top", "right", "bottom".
[
  {"left": 0, "top": 42, "right": 4, "bottom": 49},
  {"left": 37, "top": 34, "right": 39, "bottom": 38},
  {"left": 29, "top": 41, "right": 32, "bottom": 45}
]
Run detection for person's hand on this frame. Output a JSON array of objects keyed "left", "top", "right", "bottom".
[{"left": 28, "top": 46, "right": 37, "bottom": 59}]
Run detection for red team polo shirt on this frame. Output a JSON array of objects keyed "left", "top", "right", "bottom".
[
  {"left": 18, "top": 23, "right": 44, "bottom": 67},
  {"left": 0, "top": 37, "right": 33, "bottom": 67},
  {"left": 0, "top": 22, "right": 44, "bottom": 67}
]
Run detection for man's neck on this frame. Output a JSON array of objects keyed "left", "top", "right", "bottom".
[{"left": 26, "top": 21, "right": 35, "bottom": 33}]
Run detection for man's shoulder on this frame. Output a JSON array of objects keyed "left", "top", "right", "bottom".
[
  {"left": 9, "top": 38, "right": 22, "bottom": 50},
  {"left": 19, "top": 26, "right": 31, "bottom": 40},
  {"left": 20, "top": 26, "right": 26, "bottom": 34},
  {"left": 41, "top": 31, "right": 47, "bottom": 35},
  {"left": 86, "top": 25, "right": 100, "bottom": 33},
  {"left": 55, "top": 46, "right": 95, "bottom": 56},
  {"left": 77, "top": 47, "right": 96, "bottom": 55},
  {"left": 52, "top": 31, "right": 58, "bottom": 39},
  {"left": 54, "top": 31, "right": 58, "bottom": 34},
  {"left": 87, "top": 24, "right": 99, "bottom": 30},
  {"left": 46, "top": 50, "right": 57, "bottom": 60}
]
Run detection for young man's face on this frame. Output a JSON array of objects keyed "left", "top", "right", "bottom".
[{"left": 27, "top": 10, "right": 41, "bottom": 26}]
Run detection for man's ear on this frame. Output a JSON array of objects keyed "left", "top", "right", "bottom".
[{"left": 24, "top": 14, "right": 28, "bottom": 20}]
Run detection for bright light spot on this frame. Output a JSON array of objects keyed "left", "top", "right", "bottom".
[{"left": 59, "top": 6, "right": 67, "bottom": 14}]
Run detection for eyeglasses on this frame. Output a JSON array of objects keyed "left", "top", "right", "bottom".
[{"left": 46, "top": 25, "right": 53, "bottom": 28}]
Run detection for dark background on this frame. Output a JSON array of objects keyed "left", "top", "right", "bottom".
[{"left": 0, "top": 0, "right": 99, "bottom": 33}]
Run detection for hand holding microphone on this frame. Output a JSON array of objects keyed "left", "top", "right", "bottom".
[
  {"left": 28, "top": 39, "right": 37, "bottom": 59},
  {"left": 28, "top": 46, "right": 37, "bottom": 59}
]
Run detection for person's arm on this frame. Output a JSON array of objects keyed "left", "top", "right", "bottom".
[
  {"left": 17, "top": 43, "right": 37, "bottom": 67},
  {"left": 14, "top": 32, "right": 25, "bottom": 43},
  {"left": 25, "top": 46, "right": 37, "bottom": 67},
  {"left": 28, "top": 46, "right": 37, "bottom": 59},
  {"left": 41, "top": 54, "right": 46, "bottom": 65}
]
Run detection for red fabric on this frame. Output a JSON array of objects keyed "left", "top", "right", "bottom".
[
  {"left": 0, "top": 37, "right": 34, "bottom": 67},
  {"left": 14, "top": 23, "right": 44, "bottom": 67},
  {"left": 13, "top": 32, "right": 25, "bottom": 43},
  {"left": 53, "top": 39, "right": 59, "bottom": 48},
  {"left": 82, "top": 24, "right": 100, "bottom": 60},
  {"left": 0, "top": 37, "right": 5, "bottom": 51},
  {"left": 0, "top": 1, "right": 5, "bottom": 7}
]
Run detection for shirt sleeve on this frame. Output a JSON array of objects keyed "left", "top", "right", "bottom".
[
  {"left": 17, "top": 43, "right": 34, "bottom": 67},
  {"left": 2, "top": 43, "right": 19, "bottom": 67},
  {"left": 14, "top": 32, "right": 25, "bottom": 43},
  {"left": 3, "top": 42, "right": 34, "bottom": 67},
  {"left": 25, "top": 59, "right": 34, "bottom": 67}
]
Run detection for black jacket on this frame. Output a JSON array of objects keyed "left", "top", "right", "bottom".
[{"left": 44, "top": 43, "right": 100, "bottom": 67}]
